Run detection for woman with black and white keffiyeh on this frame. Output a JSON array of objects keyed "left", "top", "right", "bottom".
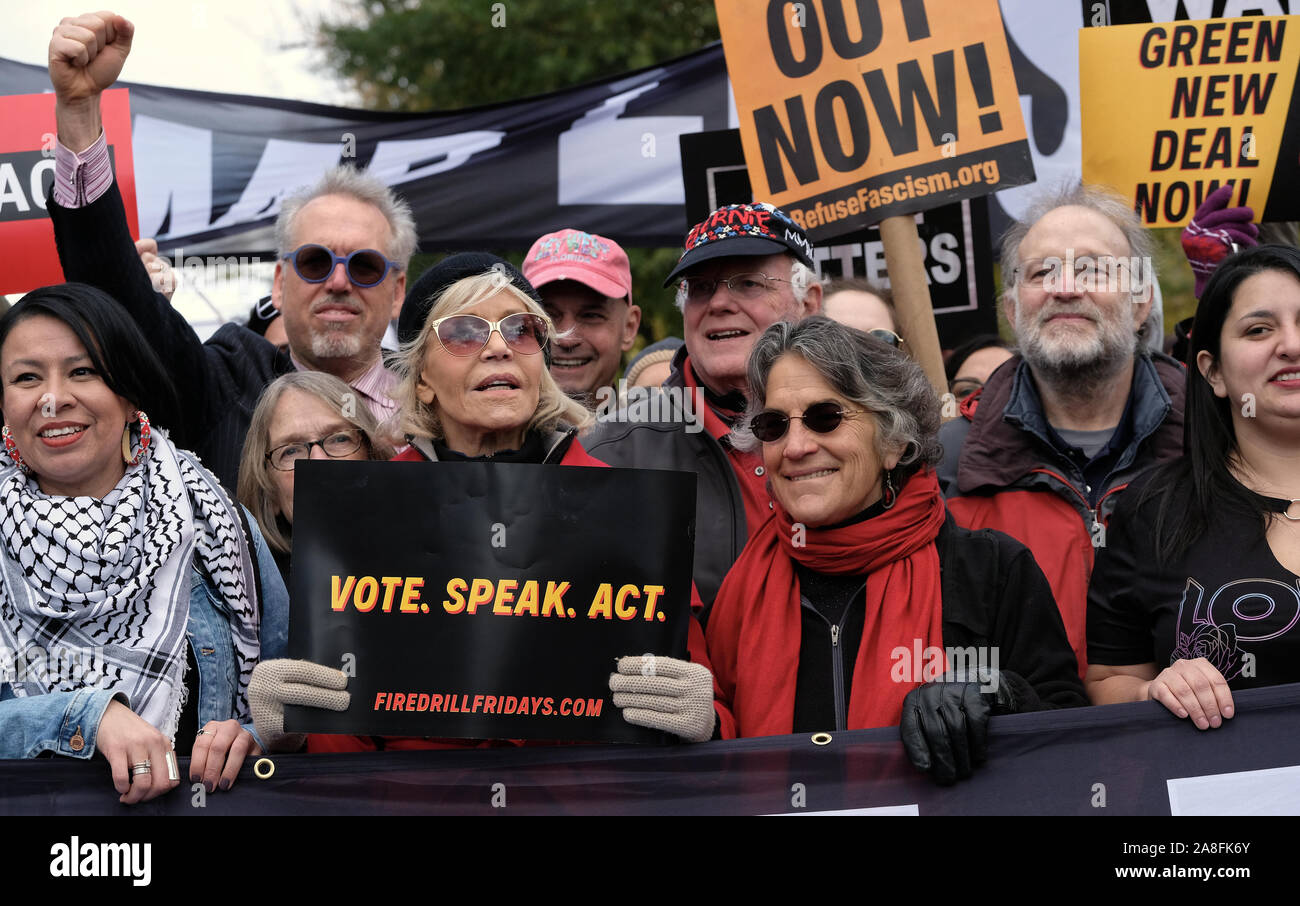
[{"left": 0, "top": 284, "right": 289, "bottom": 806}]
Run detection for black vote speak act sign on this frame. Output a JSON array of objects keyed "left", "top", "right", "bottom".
[{"left": 285, "top": 461, "right": 696, "bottom": 743}]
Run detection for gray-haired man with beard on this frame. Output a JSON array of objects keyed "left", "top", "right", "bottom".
[{"left": 937, "top": 184, "right": 1185, "bottom": 679}]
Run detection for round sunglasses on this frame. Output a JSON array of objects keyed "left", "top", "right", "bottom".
[
  {"left": 430, "top": 312, "right": 550, "bottom": 356},
  {"left": 283, "top": 244, "right": 400, "bottom": 288},
  {"left": 750, "top": 401, "right": 862, "bottom": 443}
]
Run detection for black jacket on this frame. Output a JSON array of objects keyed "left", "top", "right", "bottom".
[
  {"left": 48, "top": 181, "right": 292, "bottom": 491},
  {"left": 794, "top": 513, "right": 1088, "bottom": 732},
  {"left": 582, "top": 346, "right": 748, "bottom": 620}
]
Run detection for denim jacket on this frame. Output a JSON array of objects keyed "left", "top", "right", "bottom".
[{"left": 0, "top": 509, "right": 288, "bottom": 760}]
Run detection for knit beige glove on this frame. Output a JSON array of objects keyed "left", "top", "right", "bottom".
[
  {"left": 249, "top": 659, "right": 351, "bottom": 753},
  {"left": 609, "top": 655, "right": 716, "bottom": 742}
]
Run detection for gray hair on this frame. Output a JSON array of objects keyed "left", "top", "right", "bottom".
[
  {"left": 673, "top": 255, "right": 817, "bottom": 312},
  {"left": 275, "top": 165, "right": 418, "bottom": 269},
  {"left": 237, "top": 370, "right": 395, "bottom": 555},
  {"left": 733, "top": 316, "right": 942, "bottom": 481},
  {"left": 999, "top": 182, "right": 1156, "bottom": 301}
]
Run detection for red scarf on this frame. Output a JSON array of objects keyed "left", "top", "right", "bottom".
[{"left": 706, "top": 469, "right": 948, "bottom": 736}]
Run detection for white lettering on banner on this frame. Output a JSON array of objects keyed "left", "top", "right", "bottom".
[
  {"left": 132, "top": 114, "right": 213, "bottom": 239},
  {"left": 1220, "top": 0, "right": 1286, "bottom": 14},
  {"left": 930, "top": 232, "right": 962, "bottom": 284},
  {"left": 28, "top": 158, "right": 54, "bottom": 210},
  {"left": 208, "top": 139, "right": 341, "bottom": 230},
  {"left": 1143, "top": 0, "right": 1215, "bottom": 18},
  {"left": 134, "top": 115, "right": 506, "bottom": 241},
  {"left": 0, "top": 162, "right": 30, "bottom": 213},
  {"left": 366, "top": 132, "right": 506, "bottom": 184},
  {"left": 813, "top": 238, "right": 974, "bottom": 313},
  {"left": 558, "top": 83, "right": 701, "bottom": 205}
]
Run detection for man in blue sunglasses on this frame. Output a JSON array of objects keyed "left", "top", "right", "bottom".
[{"left": 43, "top": 11, "right": 413, "bottom": 490}]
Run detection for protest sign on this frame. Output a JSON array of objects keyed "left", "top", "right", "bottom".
[
  {"left": 679, "top": 128, "right": 997, "bottom": 348},
  {"left": 0, "top": 89, "right": 137, "bottom": 295},
  {"left": 1081, "top": 16, "right": 1300, "bottom": 226},
  {"left": 285, "top": 461, "right": 696, "bottom": 743},
  {"left": 715, "top": 0, "right": 1034, "bottom": 241}
]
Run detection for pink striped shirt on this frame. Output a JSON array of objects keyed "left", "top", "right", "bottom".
[{"left": 53, "top": 131, "right": 113, "bottom": 207}]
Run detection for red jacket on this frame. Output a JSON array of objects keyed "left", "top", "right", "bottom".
[
  {"left": 310, "top": 430, "right": 733, "bottom": 751},
  {"left": 936, "top": 355, "right": 1184, "bottom": 677}
]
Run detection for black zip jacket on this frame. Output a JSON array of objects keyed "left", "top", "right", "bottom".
[{"left": 793, "top": 513, "right": 1089, "bottom": 732}]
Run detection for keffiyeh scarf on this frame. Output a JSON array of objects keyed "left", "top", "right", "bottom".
[{"left": 0, "top": 431, "right": 260, "bottom": 740}]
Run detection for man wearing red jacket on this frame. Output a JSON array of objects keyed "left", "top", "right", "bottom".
[{"left": 937, "top": 184, "right": 1185, "bottom": 677}]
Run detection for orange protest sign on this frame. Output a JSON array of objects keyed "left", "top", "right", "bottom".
[
  {"left": 716, "top": 0, "right": 1033, "bottom": 240},
  {"left": 1081, "top": 17, "right": 1300, "bottom": 227},
  {"left": 0, "top": 88, "right": 137, "bottom": 296}
]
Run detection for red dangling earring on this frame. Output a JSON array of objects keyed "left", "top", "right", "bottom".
[
  {"left": 2, "top": 425, "right": 30, "bottom": 474},
  {"left": 881, "top": 469, "right": 896, "bottom": 510},
  {"left": 124, "top": 411, "right": 152, "bottom": 466}
]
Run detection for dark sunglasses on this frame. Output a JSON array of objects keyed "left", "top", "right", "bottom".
[
  {"left": 750, "top": 401, "right": 861, "bottom": 443},
  {"left": 430, "top": 312, "right": 549, "bottom": 356},
  {"left": 283, "top": 244, "right": 400, "bottom": 288},
  {"left": 867, "top": 328, "right": 904, "bottom": 349}
]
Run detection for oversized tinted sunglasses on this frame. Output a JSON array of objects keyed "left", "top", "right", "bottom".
[
  {"left": 283, "top": 244, "right": 400, "bottom": 288},
  {"left": 430, "top": 312, "right": 550, "bottom": 356},
  {"left": 750, "top": 402, "right": 861, "bottom": 443}
]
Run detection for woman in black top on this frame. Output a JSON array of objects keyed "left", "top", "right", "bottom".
[{"left": 1088, "top": 245, "right": 1300, "bottom": 728}]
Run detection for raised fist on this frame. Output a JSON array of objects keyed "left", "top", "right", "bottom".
[{"left": 48, "top": 11, "right": 134, "bottom": 104}]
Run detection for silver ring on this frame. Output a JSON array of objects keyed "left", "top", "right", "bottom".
[
  {"left": 130, "top": 762, "right": 152, "bottom": 776},
  {"left": 196, "top": 729, "right": 209, "bottom": 736}
]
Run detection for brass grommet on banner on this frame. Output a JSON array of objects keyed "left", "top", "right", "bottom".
[
  {"left": 253, "top": 757, "right": 275, "bottom": 780},
  {"left": 811, "top": 732, "right": 832, "bottom": 746}
]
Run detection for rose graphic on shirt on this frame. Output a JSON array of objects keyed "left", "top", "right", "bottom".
[{"left": 1171, "top": 622, "right": 1245, "bottom": 681}]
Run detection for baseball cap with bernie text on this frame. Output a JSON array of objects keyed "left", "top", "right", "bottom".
[{"left": 663, "top": 202, "right": 815, "bottom": 287}]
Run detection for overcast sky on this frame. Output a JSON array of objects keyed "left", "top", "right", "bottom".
[{"left": 2, "top": 0, "right": 360, "bottom": 105}]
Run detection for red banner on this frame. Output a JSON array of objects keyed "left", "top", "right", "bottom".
[{"left": 0, "top": 88, "right": 136, "bottom": 295}]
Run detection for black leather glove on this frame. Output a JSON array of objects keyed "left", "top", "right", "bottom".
[{"left": 900, "top": 668, "right": 1017, "bottom": 786}]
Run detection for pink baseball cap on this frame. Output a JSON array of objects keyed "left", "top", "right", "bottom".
[{"left": 523, "top": 229, "right": 633, "bottom": 302}]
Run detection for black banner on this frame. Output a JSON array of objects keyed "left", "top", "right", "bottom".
[
  {"left": 0, "top": 48, "right": 733, "bottom": 256},
  {"left": 285, "top": 461, "right": 696, "bottom": 743},
  {"left": 680, "top": 128, "right": 997, "bottom": 348},
  {"left": 5, "top": 683, "right": 1299, "bottom": 816},
  {"left": 0, "top": 30, "right": 1058, "bottom": 258}
]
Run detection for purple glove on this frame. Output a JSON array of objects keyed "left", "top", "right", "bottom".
[{"left": 1182, "top": 183, "right": 1258, "bottom": 297}]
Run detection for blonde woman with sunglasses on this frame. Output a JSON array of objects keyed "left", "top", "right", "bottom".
[{"left": 248, "top": 267, "right": 729, "bottom": 754}]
